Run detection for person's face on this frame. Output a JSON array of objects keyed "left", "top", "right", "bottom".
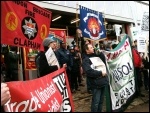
[
  {"left": 70, "top": 49, "right": 74, "bottom": 53},
  {"left": 49, "top": 41, "right": 57, "bottom": 49},
  {"left": 86, "top": 44, "right": 94, "bottom": 54},
  {"left": 61, "top": 43, "right": 66, "bottom": 49},
  {"left": 74, "top": 46, "right": 79, "bottom": 51},
  {"left": 53, "top": 42, "right": 57, "bottom": 49}
]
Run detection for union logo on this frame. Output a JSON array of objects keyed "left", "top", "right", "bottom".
[
  {"left": 88, "top": 17, "right": 100, "bottom": 37},
  {"left": 5, "top": 12, "right": 18, "bottom": 31},
  {"left": 21, "top": 17, "right": 38, "bottom": 40},
  {"left": 40, "top": 24, "right": 47, "bottom": 40}
]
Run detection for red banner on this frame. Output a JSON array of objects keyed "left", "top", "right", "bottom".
[
  {"left": 49, "top": 28, "right": 66, "bottom": 43},
  {"left": 23, "top": 48, "right": 38, "bottom": 70},
  {"left": 4, "top": 68, "right": 74, "bottom": 112},
  {"left": 1, "top": 1, "right": 52, "bottom": 51}
]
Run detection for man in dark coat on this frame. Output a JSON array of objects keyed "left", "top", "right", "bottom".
[
  {"left": 56, "top": 41, "right": 73, "bottom": 88},
  {"left": 82, "top": 43, "right": 109, "bottom": 112}
]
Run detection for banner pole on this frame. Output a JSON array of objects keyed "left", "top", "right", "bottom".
[
  {"left": 103, "top": 11, "right": 107, "bottom": 40},
  {"left": 76, "top": 3, "right": 79, "bottom": 47},
  {"left": 66, "top": 26, "right": 69, "bottom": 45},
  {"left": 17, "top": 47, "right": 20, "bottom": 81}
]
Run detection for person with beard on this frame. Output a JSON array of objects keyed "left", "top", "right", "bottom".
[
  {"left": 82, "top": 43, "right": 109, "bottom": 112},
  {"left": 69, "top": 46, "right": 81, "bottom": 93}
]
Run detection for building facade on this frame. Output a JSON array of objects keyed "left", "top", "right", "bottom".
[{"left": 30, "top": 1, "right": 149, "bottom": 39}]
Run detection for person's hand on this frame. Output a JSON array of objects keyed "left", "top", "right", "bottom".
[
  {"left": 1, "top": 83, "right": 11, "bottom": 106},
  {"left": 63, "top": 64, "right": 67, "bottom": 68},
  {"left": 102, "top": 72, "right": 107, "bottom": 77},
  {"left": 102, "top": 69, "right": 107, "bottom": 77},
  {"left": 141, "top": 63, "right": 144, "bottom": 68},
  {"left": 57, "top": 65, "right": 60, "bottom": 69}
]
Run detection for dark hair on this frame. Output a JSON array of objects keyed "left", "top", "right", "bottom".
[
  {"left": 84, "top": 43, "right": 91, "bottom": 51},
  {"left": 44, "top": 46, "right": 49, "bottom": 51},
  {"left": 9, "top": 46, "right": 17, "bottom": 52}
]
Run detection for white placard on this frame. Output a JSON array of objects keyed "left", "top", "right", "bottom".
[
  {"left": 137, "top": 34, "right": 147, "bottom": 53},
  {"left": 114, "top": 24, "right": 122, "bottom": 37},
  {"left": 45, "top": 47, "right": 60, "bottom": 68},
  {"left": 141, "top": 12, "right": 149, "bottom": 32},
  {"left": 130, "top": 27, "right": 138, "bottom": 41}
]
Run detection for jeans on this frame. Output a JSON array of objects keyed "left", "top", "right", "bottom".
[
  {"left": 86, "top": 76, "right": 91, "bottom": 91},
  {"left": 91, "top": 86, "right": 106, "bottom": 112},
  {"left": 143, "top": 69, "right": 149, "bottom": 90}
]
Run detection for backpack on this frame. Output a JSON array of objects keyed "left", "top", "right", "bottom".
[
  {"left": 132, "top": 49, "right": 142, "bottom": 68},
  {"left": 35, "top": 55, "right": 41, "bottom": 78}
]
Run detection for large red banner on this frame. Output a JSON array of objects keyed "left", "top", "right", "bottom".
[
  {"left": 4, "top": 68, "right": 74, "bottom": 112},
  {"left": 49, "top": 28, "right": 66, "bottom": 43},
  {"left": 1, "top": 1, "right": 52, "bottom": 51}
]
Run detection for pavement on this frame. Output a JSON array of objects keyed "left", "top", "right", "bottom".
[{"left": 72, "top": 75, "right": 149, "bottom": 112}]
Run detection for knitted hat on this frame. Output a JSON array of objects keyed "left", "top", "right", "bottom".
[
  {"left": 60, "top": 41, "right": 65, "bottom": 45},
  {"left": 42, "top": 38, "right": 55, "bottom": 47}
]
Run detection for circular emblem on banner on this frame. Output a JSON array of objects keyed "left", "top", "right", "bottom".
[
  {"left": 21, "top": 17, "right": 38, "bottom": 40},
  {"left": 40, "top": 24, "right": 47, "bottom": 40},
  {"left": 5, "top": 12, "right": 18, "bottom": 31},
  {"left": 88, "top": 17, "right": 100, "bottom": 38}
]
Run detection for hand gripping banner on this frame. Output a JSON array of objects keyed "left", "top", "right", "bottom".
[
  {"left": 103, "top": 35, "right": 136, "bottom": 112},
  {"left": 3, "top": 68, "right": 74, "bottom": 112}
]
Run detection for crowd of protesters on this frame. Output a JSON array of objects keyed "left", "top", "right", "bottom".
[{"left": 1, "top": 28, "right": 149, "bottom": 112}]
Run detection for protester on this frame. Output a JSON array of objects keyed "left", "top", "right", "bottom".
[
  {"left": 80, "top": 39, "right": 92, "bottom": 94},
  {"left": 141, "top": 53, "right": 149, "bottom": 91},
  {"left": 1, "top": 83, "right": 11, "bottom": 106},
  {"left": 105, "top": 43, "right": 112, "bottom": 51},
  {"left": 5, "top": 46, "right": 19, "bottom": 81},
  {"left": 132, "top": 43, "right": 145, "bottom": 97},
  {"left": 69, "top": 46, "right": 81, "bottom": 93},
  {"left": 74, "top": 45, "right": 84, "bottom": 86},
  {"left": 56, "top": 41, "right": 73, "bottom": 88},
  {"left": 35, "top": 38, "right": 59, "bottom": 77},
  {"left": 82, "top": 43, "right": 109, "bottom": 112}
]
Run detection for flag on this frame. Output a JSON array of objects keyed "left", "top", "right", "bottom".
[
  {"left": 103, "top": 35, "right": 136, "bottom": 112},
  {"left": 1, "top": 1, "right": 52, "bottom": 51},
  {"left": 79, "top": 5, "right": 106, "bottom": 40},
  {"left": 49, "top": 28, "right": 66, "bottom": 43}
]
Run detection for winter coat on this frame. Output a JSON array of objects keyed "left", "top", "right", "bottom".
[
  {"left": 56, "top": 48, "right": 73, "bottom": 71},
  {"left": 82, "top": 52, "right": 109, "bottom": 89},
  {"left": 37, "top": 51, "right": 58, "bottom": 77}
]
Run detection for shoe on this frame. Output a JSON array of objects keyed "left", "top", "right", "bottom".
[
  {"left": 79, "top": 83, "right": 85, "bottom": 86},
  {"left": 71, "top": 89, "right": 76, "bottom": 93},
  {"left": 145, "top": 87, "right": 149, "bottom": 91},
  {"left": 88, "top": 90, "right": 92, "bottom": 94}
]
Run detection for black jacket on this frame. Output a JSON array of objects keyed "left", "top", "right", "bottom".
[
  {"left": 56, "top": 48, "right": 73, "bottom": 71},
  {"left": 37, "top": 51, "right": 58, "bottom": 77},
  {"left": 82, "top": 52, "right": 109, "bottom": 88},
  {"left": 70, "top": 52, "right": 80, "bottom": 72}
]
